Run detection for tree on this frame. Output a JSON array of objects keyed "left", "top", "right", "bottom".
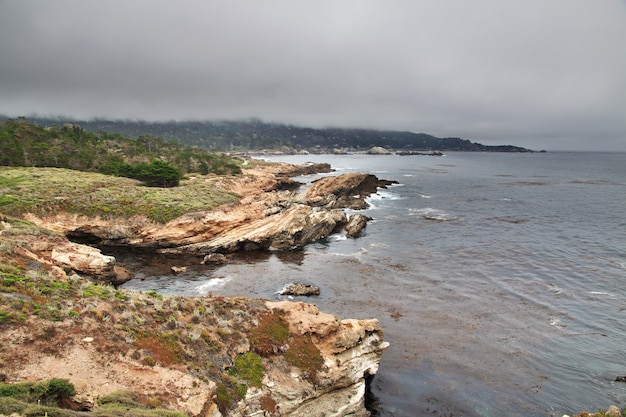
[{"left": 134, "top": 160, "right": 182, "bottom": 187}]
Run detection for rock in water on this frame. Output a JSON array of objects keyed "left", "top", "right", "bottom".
[
  {"left": 367, "top": 146, "right": 391, "bottom": 155},
  {"left": 345, "top": 214, "right": 372, "bottom": 238},
  {"left": 201, "top": 253, "right": 227, "bottom": 264},
  {"left": 281, "top": 283, "right": 321, "bottom": 296},
  {"left": 171, "top": 266, "right": 187, "bottom": 274}
]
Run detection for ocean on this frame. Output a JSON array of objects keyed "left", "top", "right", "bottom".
[{"left": 122, "top": 151, "right": 626, "bottom": 416}]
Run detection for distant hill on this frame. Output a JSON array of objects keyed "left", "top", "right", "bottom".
[{"left": 3, "top": 116, "right": 534, "bottom": 153}]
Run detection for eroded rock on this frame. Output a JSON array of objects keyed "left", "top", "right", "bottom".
[
  {"left": 51, "top": 242, "right": 116, "bottom": 281},
  {"left": 262, "top": 301, "right": 389, "bottom": 416},
  {"left": 345, "top": 214, "right": 372, "bottom": 238}
]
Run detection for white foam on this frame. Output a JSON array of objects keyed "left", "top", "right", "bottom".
[
  {"left": 589, "top": 291, "right": 615, "bottom": 297},
  {"left": 327, "top": 234, "right": 347, "bottom": 242},
  {"left": 369, "top": 190, "right": 403, "bottom": 201},
  {"left": 409, "top": 207, "right": 458, "bottom": 221},
  {"left": 195, "top": 276, "right": 231, "bottom": 294},
  {"left": 549, "top": 317, "right": 567, "bottom": 329},
  {"left": 419, "top": 194, "right": 432, "bottom": 199}
]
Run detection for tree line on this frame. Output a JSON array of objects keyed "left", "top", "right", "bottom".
[{"left": 2, "top": 116, "right": 534, "bottom": 152}]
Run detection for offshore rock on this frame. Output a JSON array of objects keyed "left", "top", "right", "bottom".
[
  {"left": 280, "top": 283, "right": 321, "bottom": 296},
  {"left": 345, "top": 214, "right": 372, "bottom": 238},
  {"left": 367, "top": 146, "right": 391, "bottom": 155},
  {"left": 201, "top": 253, "right": 228, "bottom": 264}
]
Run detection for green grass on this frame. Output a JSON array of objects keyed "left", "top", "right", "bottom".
[{"left": 0, "top": 167, "right": 240, "bottom": 223}]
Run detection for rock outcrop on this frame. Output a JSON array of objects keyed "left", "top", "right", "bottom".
[
  {"left": 232, "top": 301, "right": 389, "bottom": 417},
  {"left": 345, "top": 214, "right": 373, "bottom": 238},
  {"left": 280, "top": 283, "right": 321, "bottom": 296},
  {"left": 0, "top": 230, "right": 389, "bottom": 416},
  {"left": 24, "top": 168, "right": 396, "bottom": 259},
  {"left": 51, "top": 242, "right": 117, "bottom": 280},
  {"left": 304, "top": 173, "right": 397, "bottom": 210},
  {"left": 367, "top": 146, "right": 391, "bottom": 155}
]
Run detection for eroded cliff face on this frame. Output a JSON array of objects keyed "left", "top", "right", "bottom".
[
  {"left": 23, "top": 165, "right": 396, "bottom": 261},
  {"left": 260, "top": 301, "right": 389, "bottom": 417},
  {"left": 0, "top": 229, "right": 388, "bottom": 416}
]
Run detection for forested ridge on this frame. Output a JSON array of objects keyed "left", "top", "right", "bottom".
[{"left": 2, "top": 116, "right": 534, "bottom": 152}]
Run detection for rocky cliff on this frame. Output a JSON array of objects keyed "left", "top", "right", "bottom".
[
  {"left": 23, "top": 166, "right": 396, "bottom": 263},
  {"left": 0, "top": 161, "right": 391, "bottom": 416}
]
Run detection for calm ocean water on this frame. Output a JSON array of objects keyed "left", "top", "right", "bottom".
[{"left": 122, "top": 152, "right": 626, "bottom": 416}]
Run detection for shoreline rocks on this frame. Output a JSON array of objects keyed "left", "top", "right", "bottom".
[
  {"left": 24, "top": 167, "right": 396, "bottom": 262},
  {"left": 0, "top": 161, "right": 391, "bottom": 416}
]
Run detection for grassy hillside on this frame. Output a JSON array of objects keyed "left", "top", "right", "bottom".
[{"left": 0, "top": 167, "right": 239, "bottom": 223}]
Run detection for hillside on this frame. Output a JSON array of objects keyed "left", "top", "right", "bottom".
[
  {"left": 3, "top": 116, "right": 534, "bottom": 153},
  {"left": 0, "top": 118, "right": 242, "bottom": 184}
]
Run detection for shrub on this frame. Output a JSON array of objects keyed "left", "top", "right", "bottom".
[
  {"left": 229, "top": 352, "right": 265, "bottom": 388},
  {"left": 0, "top": 378, "right": 75, "bottom": 405}
]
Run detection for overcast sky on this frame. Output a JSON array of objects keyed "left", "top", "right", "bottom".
[{"left": 1, "top": 1, "right": 625, "bottom": 150}]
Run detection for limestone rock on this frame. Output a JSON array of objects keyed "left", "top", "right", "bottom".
[{"left": 170, "top": 204, "right": 347, "bottom": 254}]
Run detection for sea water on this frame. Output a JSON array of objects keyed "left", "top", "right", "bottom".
[{"left": 122, "top": 151, "right": 626, "bottom": 416}]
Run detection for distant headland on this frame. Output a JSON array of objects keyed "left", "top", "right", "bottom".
[{"left": 0, "top": 115, "right": 535, "bottom": 153}]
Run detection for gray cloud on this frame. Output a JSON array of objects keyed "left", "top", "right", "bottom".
[{"left": 1, "top": 0, "right": 625, "bottom": 150}]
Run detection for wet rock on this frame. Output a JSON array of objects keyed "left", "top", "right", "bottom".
[
  {"left": 345, "top": 214, "right": 372, "bottom": 238},
  {"left": 171, "top": 266, "right": 187, "bottom": 275},
  {"left": 201, "top": 253, "right": 227, "bottom": 264},
  {"left": 281, "top": 283, "right": 321, "bottom": 296},
  {"left": 304, "top": 173, "right": 397, "bottom": 210}
]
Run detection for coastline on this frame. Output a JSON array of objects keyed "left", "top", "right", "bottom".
[{"left": 0, "top": 160, "right": 391, "bottom": 416}]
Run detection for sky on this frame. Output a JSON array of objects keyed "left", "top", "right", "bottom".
[{"left": 1, "top": 1, "right": 625, "bottom": 151}]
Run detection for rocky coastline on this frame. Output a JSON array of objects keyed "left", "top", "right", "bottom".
[{"left": 0, "top": 161, "right": 393, "bottom": 416}]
